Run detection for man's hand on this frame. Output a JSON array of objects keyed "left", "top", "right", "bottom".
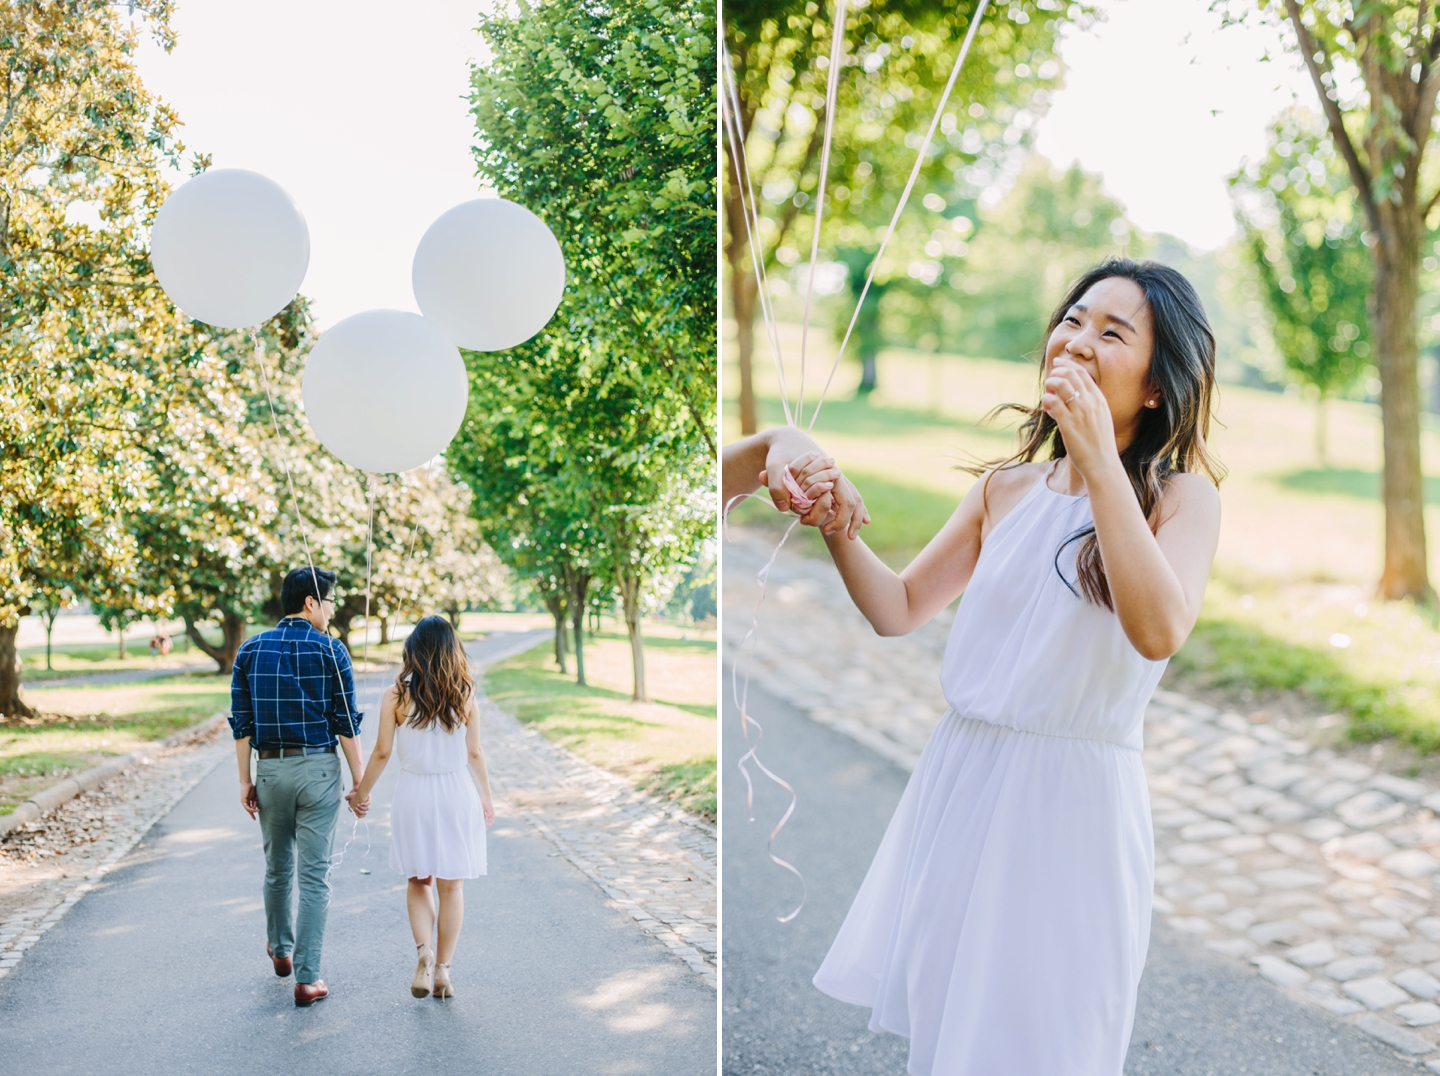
[
  {"left": 240, "top": 781, "right": 259, "bottom": 820},
  {"left": 345, "top": 788, "right": 370, "bottom": 818}
]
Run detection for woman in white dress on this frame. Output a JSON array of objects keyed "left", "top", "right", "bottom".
[
  {"left": 348, "top": 615, "right": 495, "bottom": 1000},
  {"left": 796, "top": 259, "right": 1224, "bottom": 1074}
]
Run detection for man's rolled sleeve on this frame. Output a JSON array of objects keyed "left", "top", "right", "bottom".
[
  {"left": 229, "top": 645, "right": 255, "bottom": 741},
  {"left": 325, "top": 639, "right": 362, "bottom": 740}
]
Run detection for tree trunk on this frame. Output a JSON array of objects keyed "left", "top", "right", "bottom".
[
  {"left": 858, "top": 350, "right": 878, "bottom": 394},
  {"left": 1315, "top": 394, "right": 1328, "bottom": 469},
  {"left": 733, "top": 266, "right": 758, "bottom": 435},
  {"left": 1373, "top": 210, "right": 1433, "bottom": 601},
  {"left": 116, "top": 624, "right": 126, "bottom": 660},
  {"left": 565, "top": 566, "right": 591, "bottom": 688},
  {"left": 1430, "top": 349, "right": 1440, "bottom": 414},
  {"left": 183, "top": 610, "right": 246, "bottom": 675},
  {"left": 0, "top": 620, "right": 34, "bottom": 718},
  {"left": 330, "top": 595, "right": 366, "bottom": 656},
  {"left": 617, "top": 566, "right": 647, "bottom": 702},
  {"left": 379, "top": 616, "right": 390, "bottom": 646},
  {"left": 331, "top": 615, "right": 352, "bottom": 653},
  {"left": 542, "top": 592, "right": 568, "bottom": 675},
  {"left": 44, "top": 612, "right": 56, "bottom": 672}
]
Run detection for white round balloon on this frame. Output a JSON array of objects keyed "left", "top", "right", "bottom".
[
  {"left": 411, "top": 198, "right": 566, "bottom": 352},
  {"left": 302, "top": 310, "right": 468, "bottom": 473},
  {"left": 150, "top": 169, "right": 310, "bottom": 329}
]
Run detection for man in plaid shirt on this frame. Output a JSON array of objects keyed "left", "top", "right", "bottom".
[{"left": 229, "top": 566, "right": 367, "bottom": 1007}]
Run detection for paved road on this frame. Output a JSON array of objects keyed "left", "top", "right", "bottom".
[
  {"left": 722, "top": 674, "right": 1419, "bottom": 1076},
  {"left": 0, "top": 632, "right": 714, "bottom": 1075}
]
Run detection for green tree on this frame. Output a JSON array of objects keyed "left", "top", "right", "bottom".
[
  {"left": 470, "top": 0, "right": 716, "bottom": 459},
  {"left": 452, "top": 325, "right": 710, "bottom": 701},
  {"left": 450, "top": 329, "right": 615, "bottom": 687},
  {"left": 0, "top": 1, "right": 188, "bottom": 714},
  {"left": 1219, "top": 0, "right": 1440, "bottom": 599},
  {"left": 26, "top": 574, "right": 73, "bottom": 673},
  {"left": 1230, "top": 110, "right": 1373, "bottom": 466},
  {"left": 723, "top": 0, "right": 1087, "bottom": 426},
  {"left": 931, "top": 156, "right": 1130, "bottom": 362},
  {"left": 465, "top": 0, "right": 714, "bottom": 695}
]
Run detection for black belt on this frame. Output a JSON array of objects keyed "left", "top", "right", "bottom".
[{"left": 256, "top": 745, "right": 336, "bottom": 759}]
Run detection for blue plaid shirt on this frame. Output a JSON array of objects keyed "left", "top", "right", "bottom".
[{"left": 228, "top": 617, "right": 362, "bottom": 749}]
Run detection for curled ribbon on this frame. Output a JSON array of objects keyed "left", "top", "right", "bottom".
[
  {"left": 782, "top": 465, "right": 817, "bottom": 514},
  {"left": 721, "top": 0, "right": 991, "bottom": 924},
  {"left": 723, "top": 462, "right": 833, "bottom": 923}
]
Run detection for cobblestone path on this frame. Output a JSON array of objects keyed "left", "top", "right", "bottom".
[
  {"left": 477, "top": 691, "right": 718, "bottom": 986},
  {"left": 725, "top": 529, "right": 1440, "bottom": 1069}
]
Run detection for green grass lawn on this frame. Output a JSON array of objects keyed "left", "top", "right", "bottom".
[
  {"left": 19, "top": 635, "right": 222, "bottom": 680},
  {"left": 0, "top": 671, "right": 231, "bottom": 814},
  {"left": 483, "top": 631, "right": 717, "bottom": 819}
]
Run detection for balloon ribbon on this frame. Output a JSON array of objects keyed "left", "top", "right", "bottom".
[{"left": 720, "top": 0, "right": 992, "bottom": 922}]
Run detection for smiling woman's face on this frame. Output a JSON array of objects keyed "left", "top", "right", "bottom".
[{"left": 1043, "top": 275, "right": 1158, "bottom": 446}]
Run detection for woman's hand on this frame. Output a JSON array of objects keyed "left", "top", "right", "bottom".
[
  {"left": 758, "top": 450, "right": 870, "bottom": 539},
  {"left": 762, "top": 435, "right": 829, "bottom": 511},
  {"left": 1040, "top": 356, "right": 1121, "bottom": 480},
  {"left": 345, "top": 788, "right": 370, "bottom": 818},
  {"left": 482, "top": 798, "right": 495, "bottom": 828}
]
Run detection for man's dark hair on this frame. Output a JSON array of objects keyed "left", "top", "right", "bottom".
[{"left": 280, "top": 567, "right": 337, "bottom": 616}]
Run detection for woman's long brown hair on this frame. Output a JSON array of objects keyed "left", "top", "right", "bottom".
[
  {"left": 972, "top": 258, "right": 1226, "bottom": 610},
  {"left": 395, "top": 616, "right": 473, "bottom": 732}
]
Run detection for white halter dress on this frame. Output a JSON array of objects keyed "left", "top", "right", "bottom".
[
  {"left": 813, "top": 472, "right": 1163, "bottom": 1076},
  {"left": 388, "top": 714, "right": 487, "bottom": 880}
]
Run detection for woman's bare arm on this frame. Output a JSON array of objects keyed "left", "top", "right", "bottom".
[
  {"left": 817, "top": 469, "right": 1041, "bottom": 636},
  {"left": 1043, "top": 359, "right": 1221, "bottom": 659},
  {"left": 723, "top": 427, "right": 870, "bottom": 539},
  {"left": 465, "top": 698, "right": 495, "bottom": 827},
  {"left": 349, "top": 687, "right": 397, "bottom": 807}
]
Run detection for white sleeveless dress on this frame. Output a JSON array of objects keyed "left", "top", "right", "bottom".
[
  {"left": 388, "top": 715, "right": 487, "bottom": 880},
  {"left": 814, "top": 473, "right": 1163, "bottom": 1076}
]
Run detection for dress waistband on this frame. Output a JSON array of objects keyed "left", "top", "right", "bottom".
[{"left": 947, "top": 710, "right": 1140, "bottom": 753}]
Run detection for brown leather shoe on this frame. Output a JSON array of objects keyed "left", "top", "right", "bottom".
[
  {"left": 266, "top": 943, "right": 292, "bottom": 978},
  {"left": 294, "top": 980, "right": 328, "bottom": 1007}
]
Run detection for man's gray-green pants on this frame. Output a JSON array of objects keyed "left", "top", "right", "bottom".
[{"left": 256, "top": 753, "right": 341, "bottom": 985}]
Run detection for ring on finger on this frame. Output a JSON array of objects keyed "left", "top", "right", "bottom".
[{"left": 1066, "top": 391, "right": 1079, "bottom": 404}]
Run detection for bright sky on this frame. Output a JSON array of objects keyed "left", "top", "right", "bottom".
[
  {"left": 134, "top": 1, "right": 488, "bottom": 329},
  {"left": 1033, "top": 0, "right": 1315, "bottom": 251},
  {"left": 132, "top": 0, "right": 1315, "bottom": 328}
]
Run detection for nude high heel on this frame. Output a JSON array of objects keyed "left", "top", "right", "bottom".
[
  {"left": 433, "top": 962, "right": 453, "bottom": 1000},
  {"left": 411, "top": 943, "right": 434, "bottom": 998}
]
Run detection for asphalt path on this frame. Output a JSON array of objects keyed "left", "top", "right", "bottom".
[
  {"left": 721, "top": 672, "right": 1418, "bottom": 1076},
  {"left": 0, "top": 631, "right": 714, "bottom": 1076}
]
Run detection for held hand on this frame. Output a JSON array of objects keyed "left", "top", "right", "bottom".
[
  {"left": 482, "top": 799, "right": 495, "bottom": 828},
  {"left": 773, "top": 454, "right": 870, "bottom": 539},
  {"left": 240, "top": 781, "right": 259, "bottom": 821},
  {"left": 761, "top": 450, "right": 837, "bottom": 515},
  {"left": 1039, "top": 357, "right": 1118, "bottom": 478},
  {"left": 345, "top": 788, "right": 370, "bottom": 818},
  {"left": 761, "top": 428, "right": 826, "bottom": 512}
]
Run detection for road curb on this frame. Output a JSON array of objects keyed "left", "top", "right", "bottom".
[{"left": 0, "top": 710, "right": 229, "bottom": 838}]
